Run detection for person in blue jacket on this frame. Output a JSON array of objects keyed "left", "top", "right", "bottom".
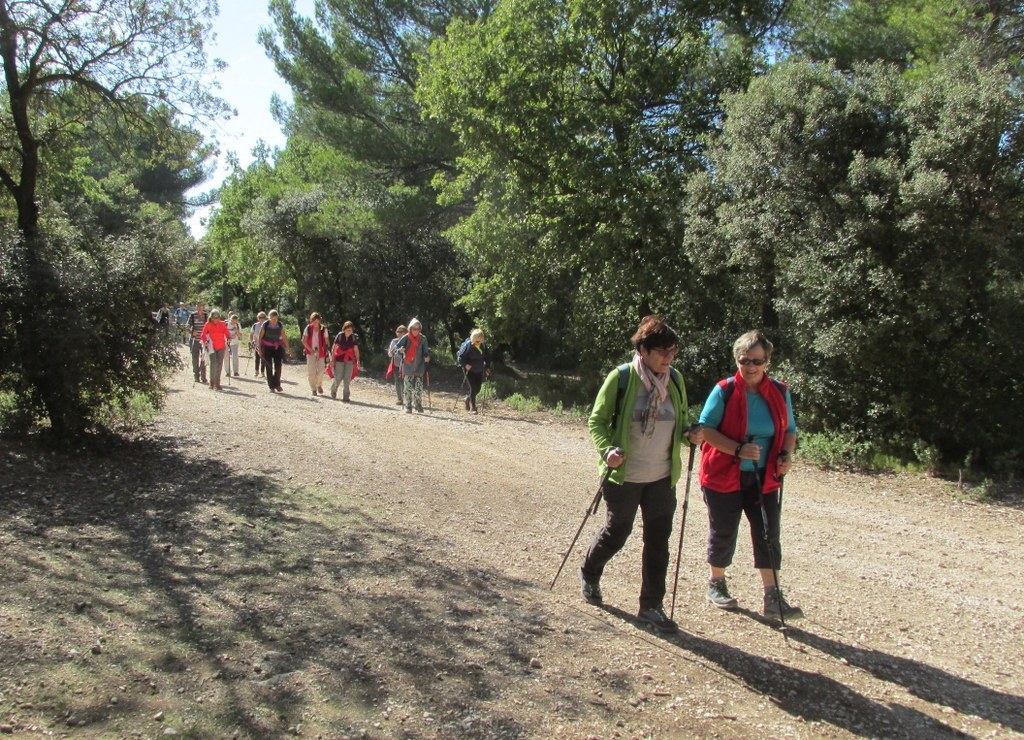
[{"left": 456, "top": 329, "right": 491, "bottom": 414}]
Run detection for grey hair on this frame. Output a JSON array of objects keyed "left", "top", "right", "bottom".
[{"left": 733, "top": 330, "right": 773, "bottom": 361}]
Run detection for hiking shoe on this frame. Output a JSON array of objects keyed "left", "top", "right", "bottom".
[
  {"left": 637, "top": 606, "right": 679, "bottom": 634},
  {"left": 579, "top": 569, "right": 602, "bottom": 605},
  {"left": 464, "top": 396, "right": 471, "bottom": 410},
  {"left": 405, "top": 406, "right": 413, "bottom": 414},
  {"left": 706, "top": 578, "right": 738, "bottom": 610},
  {"left": 763, "top": 587, "right": 804, "bottom": 621},
  {"left": 415, "top": 404, "right": 424, "bottom": 413}
]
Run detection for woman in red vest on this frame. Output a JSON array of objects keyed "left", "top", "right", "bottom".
[{"left": 697, "top": 330, "right": 801, "bottom": 621}]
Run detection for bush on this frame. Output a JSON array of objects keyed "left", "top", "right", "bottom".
[
  {"left": 504, "top": 392, "right": 544, "bottom": 413},
  {"left": 798, "top": 431, "right": 873, "bottom": 470}
]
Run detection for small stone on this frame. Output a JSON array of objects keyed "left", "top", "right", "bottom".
[
  {"left": 154, "top": 712, "right": 164, "bottom": 722},
  {"left": 0, "top": 725, "right": 14, "bottom": 734},
  {"left": 91, "top": 645, "right": 102, "bottom": 655},
  {"left": 529, "top": 657, "right": 542, "bottom": 669}
]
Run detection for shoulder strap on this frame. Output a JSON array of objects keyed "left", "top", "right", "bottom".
[{"left": 612, "top": 363, "right": 630, "bottom": 428}]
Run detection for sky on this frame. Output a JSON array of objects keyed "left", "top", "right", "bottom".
[{"left": 187, "top": 0, "right": 316, "bottom": 237}]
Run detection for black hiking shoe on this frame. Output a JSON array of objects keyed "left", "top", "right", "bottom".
[
  {"left": 706, "top": 578, "right": 738, "bottom": 610},
  {"left": 579, "top": 569, "right": 602, "bottom": 605},
  {"left": 637, "top": 605, "right": 679, "bottom": 634},
  {"left": 763, "top": 587, "right": 804, "bottom": 621}
]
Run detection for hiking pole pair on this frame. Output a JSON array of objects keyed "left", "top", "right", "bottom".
[
  {"left": 749, "top": 435, "right": 788, "bottom": 638},
  {"left": 549, "top": 452, "right": 619, "bottom": 590},
  {"left": 669, "top": 424, "right": 701, "bottom": 620}
]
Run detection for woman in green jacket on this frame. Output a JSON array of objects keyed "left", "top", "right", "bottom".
[{"left": 581, "top": 315, "right": 703, "bottom": 633}]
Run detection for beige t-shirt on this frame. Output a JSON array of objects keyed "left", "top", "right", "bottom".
[{"left": 624, "top": 385, "right": 675, "bottom": 484}]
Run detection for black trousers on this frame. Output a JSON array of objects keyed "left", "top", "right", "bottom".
[
  {"left": 582, "top": 476, "right": 676, "bottom": 610},
  {"left": 263, "top": 345, "right": 284, "bottom": 389},
  {"left": 466, "top": 370, "right": 484, "bottom": 408},
  {"left": 703, "top": 471, "right": 782, "bottom": 570}
]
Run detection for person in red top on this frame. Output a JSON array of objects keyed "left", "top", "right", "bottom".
[
  {"left": 199, "top": 309, "right": 233, "bottom": 390},
  {"left": 302, "top": 312, "right": 330, "bottom": 396},
  {"left": 697, "top": 330, "right": 801, "bottom": 621}
]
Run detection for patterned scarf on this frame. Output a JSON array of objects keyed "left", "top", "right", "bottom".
[{"left": 632, "top": 351, "right": 669, "bottom": 437}]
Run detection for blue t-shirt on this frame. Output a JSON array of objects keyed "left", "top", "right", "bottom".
[{"left": 699, "top": 385, "right": 797, "bottom": 471}]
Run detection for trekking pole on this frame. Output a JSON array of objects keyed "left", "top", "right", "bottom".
[
  {"left": 669, "top": 425, "right": 701, "bottom": 620},
  {"left": 426, "top": 370, "right": 432, "bottom": 410},
  {"left": 749, "top": 436, "right": 788, "bottom": 638},
  {"left": 550, "top": 455, "right": 618, "bottom": 590}
]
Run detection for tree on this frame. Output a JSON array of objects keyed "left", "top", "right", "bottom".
[
  {"left": 418, "top": 0, "right": 782, "bottom": 368},
  {"left": 0, "top": 0, "right": 225, "bottom": 436},
  {"left": 685, "top": 46, "right": 1024, "bottom": 468}
]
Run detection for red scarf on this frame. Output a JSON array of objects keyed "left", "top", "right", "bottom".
[
  {"left": 403, "top": 333, "right": 421, "bottom": 365},
  {"left": 699, "top": 370, "right": 788, "bottom": 494}
]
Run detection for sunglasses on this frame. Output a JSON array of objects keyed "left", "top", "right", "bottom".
[{"left": 738, "top": 358, "right": 768, "bottom": 367}]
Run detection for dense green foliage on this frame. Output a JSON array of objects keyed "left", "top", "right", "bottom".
[
  {"left": 198, "top": 0, "right": 1024, "bottom": 471},
  {"left": 0, "top": 0, "right": 223, "bottom": 436}
]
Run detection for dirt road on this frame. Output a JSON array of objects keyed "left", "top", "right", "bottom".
[{"left": 1, "top": 353, "right": 1022, "bottom": 738}]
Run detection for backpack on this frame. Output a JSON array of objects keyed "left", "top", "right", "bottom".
[
  {"left": 716, "top": 376, "right": 786, "bottom": 406},
  {"left": 611, "top": 363, "right": 683, "bottom": 428}
]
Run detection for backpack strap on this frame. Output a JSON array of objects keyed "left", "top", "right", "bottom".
[{"left": 612, "top": 363, "right": 630, "bottom": 429}]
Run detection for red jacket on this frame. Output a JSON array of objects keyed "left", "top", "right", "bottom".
[
  {"left": 200, "top": 320, "right": 232, "bottom": 351},
  {"left": 699, "top": 372, "right": 789, "bottom": 494}
]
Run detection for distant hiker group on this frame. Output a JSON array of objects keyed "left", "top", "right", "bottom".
[{"left": 179, "top": 303, "right": 490, "bottom": 413}]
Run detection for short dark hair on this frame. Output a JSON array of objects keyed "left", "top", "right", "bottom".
[{"left": 631, "top": 315, "right": 678, "bottom": 352}]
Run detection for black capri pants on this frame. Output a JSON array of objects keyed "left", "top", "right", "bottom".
[{"left": 703, "top": 470, "right": 782, "bottom": 570}]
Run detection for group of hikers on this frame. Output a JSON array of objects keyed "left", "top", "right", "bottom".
[
  {"left": 179, "top": 302, "right": 491, "bottom": 413},
  {"left": 177, "top": 301, "right": 799, "bottom": 636}
]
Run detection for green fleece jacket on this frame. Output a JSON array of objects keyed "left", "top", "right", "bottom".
[{"left": 588, "top": 364, "right": 689, "bottom": 486}]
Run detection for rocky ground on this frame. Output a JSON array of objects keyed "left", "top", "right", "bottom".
[{"left": 1, "top": 351, "right": 1022, "bottom": 738}]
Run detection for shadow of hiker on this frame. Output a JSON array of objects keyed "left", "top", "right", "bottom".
[
  {"left": 596, "top": 604, "right": 971, "bottom": 738},
  {"left": 785, "top": 624, "right": 1024, "bottom": 734}
]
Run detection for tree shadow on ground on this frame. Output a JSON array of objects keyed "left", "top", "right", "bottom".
[
  {"left": 597, "top": 605, "right": 971, "bottom": 738},
  {"left": 785, "top": 624, "right": 1024, "bottom": 734},
  {"left": 0, "top": 435, "right": 557, "bottom": 737}
]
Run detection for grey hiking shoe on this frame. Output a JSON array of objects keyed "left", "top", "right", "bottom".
[
  {"left": 763, "top": 587, "right": 804, "bottom": 621},
  {"left": 579, "top": 569, "right": 602, "bottom": 605},
  {"left": 706, "top": 578, "right": 738, "bottom": 610},
  {"left": 637, "top": 605, "right": 679, "bottom": 634}
]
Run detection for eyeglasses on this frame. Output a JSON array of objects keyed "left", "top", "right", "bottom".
[
  {"left": 738, "top": 357, "right": 768, "bottom": 366},
  {"left": 651, "top": 347, "right": 678, "bottom": 359}
]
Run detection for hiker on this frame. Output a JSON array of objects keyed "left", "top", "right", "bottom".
[
  {"left": 256, "top": 309, "right": 290, "bottom": 393},
  {"left": 580, "top": 315, "right": 703, "bottom": 634},
  {"left": 393, "top": 318, "right": 430, "bottom": 413},
  {"left": 227, "top": 313, "right": 243, "bottom": 377},
  {"left": 187, "top": 301, "right": 208, "bottom": 384},
  {"left": 250, "top": 311, "right": 267, "bottom": 377},
  {"left": 173, "top": 303, "right": 189, "bottom": 343},
  {"left": 456, "top": 329, "right": 491, "bottom": 414},
  {"left": 302, "top": 312, "right": 330, "bottom": 396},
  {"left": 199, "top": 309, "right": 232, "bottom": 390},
  {"left": 330, "top": 321, "right": 360, "bottom": 401},
  {"left": 697, "top": 330, "right": 801, "bottom": 621},
  {"left": 386, "top": 325, "right": 408, "bottom": 405}
]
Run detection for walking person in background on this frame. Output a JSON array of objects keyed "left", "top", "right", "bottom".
[
  {"left": 302, "top": 312, "right": 330, "bottom": 396},
  {"left": 199, "top": 310, "right": 232, "bottom": 390},
  {"left": 250, "top": 311, "right": 267, "bottom": 377},
  {"left": 580, "top": 315, "right": 703, "bottom": 634},
  {"left": 227, "top": 313, "right": 243, "bottom": 377},
  {"left": 173, "top": 303, "right": 189, "bottom": 343},
  {"left": 386, "top": 325, "right": 408, "bottom": 405},
  {"left": 456, "top": 329, "right": 491, "bottom": 414},
  {"left": 698, "top": 330, "right": 801, "bottom": 621},
  {"left": 393, "top": 318, "right": 430, "bottom": 413},
  {"left": 256, "top": 310, "right": 290, "bottom": 393},
  {"left": 330, "top": 321, "right": 360, "bottom": 401},
  {"left": 187, "top": 301, "right": 208, "bottom": 384}
]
